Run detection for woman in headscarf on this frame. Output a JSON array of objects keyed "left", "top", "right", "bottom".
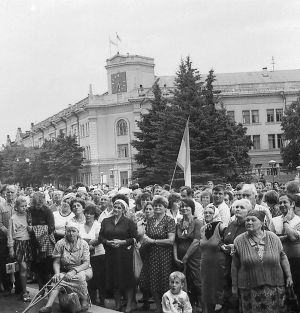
[
  {"left": 39, "top": 221, "right": 92, "bottom": 313},
  {"left": 232, "top": 210, "right": 293, "bottom": 313},
  {"left": 200, "top": 204, "right": 226, "bottom": 313},
  {"left": 98, "top": 198, "right": 137, "bottom": 313}
]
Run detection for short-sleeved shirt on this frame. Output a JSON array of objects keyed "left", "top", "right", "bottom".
[{"left": 52, "top": 237, "right": 90, "bottom": 271}]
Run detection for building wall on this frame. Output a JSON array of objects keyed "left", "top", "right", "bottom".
[{"left": 16, "top": 54, "right": 300, "bottom": 186}]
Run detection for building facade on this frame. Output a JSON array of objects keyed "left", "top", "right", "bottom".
[{"left": 15, "top": 53, "right": 300, "bottom": 186}]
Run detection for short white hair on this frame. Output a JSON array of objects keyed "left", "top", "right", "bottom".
[{"left": 241, "top": 184, "right": 257, "bottom": 196}]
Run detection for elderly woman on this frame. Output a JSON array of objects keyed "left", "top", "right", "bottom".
[
  {"left": 200, "top": 204, "right": 226, "bottom": 313},
  {"left": 28, "top": 192, "right": 55, "bottom": 290},
  {"left": 39, "top": 221, "right": 91, "bottom": 313},
  {"left": 220, "top": 199, "right": 252, "bottom": 313},
  {"left": 270, "top": 193, "right": 300, "bottom": 303},
  {"left": 98, "top": 198, "right": 137, "bottom": 313},
  {"left": 80, "top": 203, "right": 105, "bottom": 306},
  {"left": 139, "top": 196, "right": 176, "bottom": 313},
  {"left": 174, "top": 198, "right": 203, "bottom": 313},
  {"left": 232, "top": 210, "right": 293, "bottom": 313},
  {"left": 70, "top": 198, "right": 86, "bottom": 225},
  {"left": 241, "top": 184, "right": 272, "bottom": 226},
  {"left": 167, "top": 193, "right": 182, "bottom": 224}
]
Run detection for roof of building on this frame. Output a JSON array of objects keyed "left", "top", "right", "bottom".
[
  {"left": 157, "top": 69, "right": 300, "bottom": 88},
  {"left": 215, "top": 69, "right": 300, "bottom": 86}
]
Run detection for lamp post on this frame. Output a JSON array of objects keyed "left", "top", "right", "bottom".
[
  {"left": 100, "top": 172, "right": 103, "bottom": 187},
  {"left": 295, "top": 166, "right": 300, "bottom": 182},
  {"left": 110, "top": 168, "right": 114, "bottom": 188},
  {"left": 268, "top": 160, "right": 276, "bottom": 185}
]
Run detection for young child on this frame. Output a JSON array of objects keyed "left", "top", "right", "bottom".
[
  {"left": 7, "top": 196, "right": 32, "bottom": 302},
  {"left": 162, "top": 272, "right": 192, "bottom": 313}
]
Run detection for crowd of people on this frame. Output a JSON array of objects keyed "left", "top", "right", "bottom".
[{"left": 0, "top": 179, "right": 299, "bottom": 313}]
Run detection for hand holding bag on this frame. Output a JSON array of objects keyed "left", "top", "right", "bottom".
[
  {"left": 58, "top": 286, "right": 82, "bottom": 313},
  {"left": 133, "top": 238, "right": 143, "bottom": 280},
  {"left": 286, "top": 286, "right": 300, "bottom": 313}
]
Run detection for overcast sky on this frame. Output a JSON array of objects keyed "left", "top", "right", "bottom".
[{"left": 0, "top": 0, "right": 299, "bottom": 145}]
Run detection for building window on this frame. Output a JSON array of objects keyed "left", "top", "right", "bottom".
[
  {"left": 242, "top": 110, "right": 250, "bottom": 124},
  {"left": 251, "top": 110, "right": 259, "bottom": 123},
  {"left": 276, "top": 109, "right": 283, "bottom": 122},
  {"left": 117, "top": 119, "right": 128, "bottom": 136},
  {"left": 117, "top": 144, "right": 129, "bottom": 158},
  {"left": 277, "top": 134, "right": 283, "bottom": 149},
  {"left": 252, "top": 135, "right": 261, "bottom": 150},
  {"left": 266, "top": 109, "right": 274, "bottom": 122},
  {"left": 227, "top": 111, "right": 235, "bottom": 121},
  {"left": 268, "top": 134, "right": 276, "bottom": 149}
]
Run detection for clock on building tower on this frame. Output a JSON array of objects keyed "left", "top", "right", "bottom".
[{"left": 111, "top": 72, "right": 127, "bottom": 94}]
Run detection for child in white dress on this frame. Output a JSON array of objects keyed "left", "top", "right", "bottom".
[{"left": 162, "top": 272, "right": 192, "bottom": 313}]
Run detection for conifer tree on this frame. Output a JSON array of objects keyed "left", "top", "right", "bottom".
[
  {"left": 281, "top": 96, "right": 300, "bottom": 168},
  {"left": 132, "top": 57, "right": 252, "bottom": 186}
]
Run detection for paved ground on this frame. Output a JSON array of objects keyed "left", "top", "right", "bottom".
[{"left": 0, "top": 284, "right": 155, "bottom": 313}]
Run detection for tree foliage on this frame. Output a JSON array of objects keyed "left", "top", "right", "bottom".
[
  {"left": 281, "top": 96, "right": 300, "bottom": 168},
  {"left": 132, "top": 57, "right": 252, "bottom": 186},
  {"left": 0, "top": 134, "right": 84, "bottom": 187}
]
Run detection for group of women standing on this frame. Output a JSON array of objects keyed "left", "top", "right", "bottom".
[{"left": 26, "top": 184, "right": 299, "bottom": 313}]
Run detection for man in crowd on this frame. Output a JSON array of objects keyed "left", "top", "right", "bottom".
[{"left": 212, "top": 185, "right": 231, "bottom": 226}]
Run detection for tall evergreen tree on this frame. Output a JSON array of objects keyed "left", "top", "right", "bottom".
[
  {"left": 281, "top": 96, "right": 300, "bottom": 168},
  {"left": 132, "top": 57, "right": 252, "bottom": 186},
  {"left": 132, "top": 82, "right": 167, "bottom": 185}
]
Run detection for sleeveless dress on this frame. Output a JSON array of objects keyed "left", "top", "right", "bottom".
[{"left": 200, "top": 221, "right": 225, "bottom": 305}]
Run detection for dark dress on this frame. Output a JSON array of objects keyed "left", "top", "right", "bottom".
[
  {"left": 222, "top": 220, "right": 246, "bottom": 312},
  {"left": 139, "top": 215, "right": 176, "bottom": 294},
  {"left": 176, "top": 218, "right": 202, "bottom": 305},
  {"left": 99, "top": 215, "right": 137, "bottom": 291},
  {"left": 200, "top": 221, "right": 226, "bottom": 305}
]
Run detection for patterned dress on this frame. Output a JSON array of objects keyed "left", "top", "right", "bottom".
[{"left": 140, "top": 214, "right": 176, "bottom": 294}]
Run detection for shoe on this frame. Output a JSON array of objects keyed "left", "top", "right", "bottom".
[
  {"left": 79, "top": 305, "right": 89, "bottom": 312},
  {"left": 21, "top": 292, "right": 32, "bottom": 302},
  {"left": 39, "top": 306, "right": 52, "bottom": 313}
]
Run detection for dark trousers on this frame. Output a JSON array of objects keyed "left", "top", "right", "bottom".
[
  {"left": 289, "top": 257, "right": 300, "bottom": 301},
  {"left": 88, "top": 255, "right": 106, "bottom": 304},
  {"left": 0, "top": 239, "right": 13, "bottom": 291}
]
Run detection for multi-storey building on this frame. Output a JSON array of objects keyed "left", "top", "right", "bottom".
[{"left": 12, "top": 53, "right": 300, "bottom": 186}]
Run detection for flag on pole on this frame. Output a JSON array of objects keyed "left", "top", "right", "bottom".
[
  {"left": 109, "top": 38, "right": 117, "bottom": 46},
  {"left": 176, "top": 118, "right": 191, "bottom": 187},
  {"left": 116, "top": 32, "right": 121, "bottom": 42}
]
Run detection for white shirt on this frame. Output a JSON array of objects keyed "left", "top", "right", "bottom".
[
  {"left": 53, "top": 211, "right": 75, "bottom": 234},
  {"left": 215, "top": 201, "right": 231, "bottom": 226},
  {"left": 79, "top": 220, "right": 105, "bottom": 255},
  {"left": 270, "top": 214, "right": 300, "bottom": 235},
  {"left": 194, "top": 200, "right": 204, "bottom": 220},
  {"left": 98, "top": 208, "right": 114, "bottom": 223}
]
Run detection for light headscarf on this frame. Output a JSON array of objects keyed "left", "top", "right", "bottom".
[
  {"left": 65, "top": 221, "right": 80, "bottom": 232},
  {"left": 114, "top": 199, "right": 129, "bottom": 212}
]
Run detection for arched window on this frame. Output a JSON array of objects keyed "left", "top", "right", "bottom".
[{"left": 117, "top": 119, "right": 128, "bottom": 136}]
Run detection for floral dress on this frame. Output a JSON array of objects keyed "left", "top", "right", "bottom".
[{"left": 140, "top": 214, "right": 176, "bottom": 294}]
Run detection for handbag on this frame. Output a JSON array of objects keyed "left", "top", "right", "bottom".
[
  {"left": 58, "top": 286, "right": 82, "bottom": 313},
  {"left": 133, "top": 239, "right": 143, "bottom": 280},
  {"left": 286, "top": 286, "right": 300, "bottom": 313}
]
